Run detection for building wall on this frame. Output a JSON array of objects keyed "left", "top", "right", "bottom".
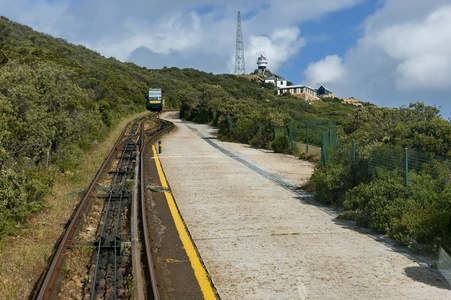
[
  {"left": 265, "top": 78, "right": 275, "bottom": 85},
  {"left": 265, "top": 78, "right": 287, "bottom": 88},
  {"left": 277, "top": 80, "right": 287, "bottom": 88},
  {"left": 318, "top": 86, "right": 332, "bottom": 96},
  {"left": 277, "top": 85, "right": 317, "bottom": 97}
]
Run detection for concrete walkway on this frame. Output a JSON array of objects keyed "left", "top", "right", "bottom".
[{"left": 158, "top": 112, "right": 451, "bottom": 300}]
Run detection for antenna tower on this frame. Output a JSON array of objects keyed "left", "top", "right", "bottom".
[{"left": 234, "top": 11, "right": 246, "bottom": 75}]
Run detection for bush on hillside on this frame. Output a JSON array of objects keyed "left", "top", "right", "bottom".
[{"left": 271, "top": 135, "right": 289, "bottom": 153}]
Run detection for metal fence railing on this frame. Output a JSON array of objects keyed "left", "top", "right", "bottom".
[
  {"left": 320, "top": 137, "right": 451, "bottom": 195},
  {"left": 226, "top": 117, "right": 337, "bottom": 155}
]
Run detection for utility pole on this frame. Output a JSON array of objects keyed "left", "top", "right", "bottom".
[{"left": 234, "top": 11, "right": 246, "bottom": 75}]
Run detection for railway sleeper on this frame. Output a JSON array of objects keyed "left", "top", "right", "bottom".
[
  {"left": 116, "top": 154, "right": 135, "bottom": 160},
  {"left": 108, "top": 167, "right": 134, "bottom": 175},
  {"left": 120, "top": 147, "right": 137, "bottom": 152},
  {"left": 34, "top": 115, "right": 170, "bottom": 299},
  {"left": 89, "top": 236, "right": 130, "bottom": 253},
  {"left": 96, "top": 191, "right": 131, "bottom": 199}
]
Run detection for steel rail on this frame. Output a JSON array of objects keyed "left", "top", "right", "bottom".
[
  {"left": 140, "top": 118, "right": 175, "bottom": 300},
  {"left": 34, "top": 114, "right": 171, "bottom": 299},
  {"left": 90, "top": 123, "right": 140, "bottom": 299},
  {"left": 35, "top": 122, "right": 128, "bottom": 300},
  {"left": 131, "top": 143, "right": 145, "bottom": 300},
  {"left": 140, "top": 128, "right": 161, "bottom": 300}
]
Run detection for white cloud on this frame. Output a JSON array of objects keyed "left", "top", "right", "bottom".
[
  {"left": 245, "top": 0, "right": 365, "bottom": 33},
  {"left": 96, "top": 12, "right": 204, "bottom": 60},
  {"left": 306, "top": 0, "right": 451, "bottom": 118},
  {"left": 373, "top": 5, "right": 451, "bottom": 90},
  {"left": 0, "top": 0, "right": 71, "bottom": 33},
  {"left": 244, "top": 27, "right": 305, "bottom": 73},
  {"left": 0, "top": 0, "right": 365, "bottom": 75},
  {"left": 304, "top": 55, "right": 346, "bottom": 86},
  {"left": 7, "top": 1, "right": 451, "bottom": 117}
]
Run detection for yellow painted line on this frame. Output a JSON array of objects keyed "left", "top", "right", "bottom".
[
  {"left": 151, "top": 155, "right": 222, "bottom": 159},
  {"left": 152, "top": 145, "right": 216, "bottom": 300}
]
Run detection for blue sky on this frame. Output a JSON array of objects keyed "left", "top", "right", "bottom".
[
  {"left": 1, "top": 0, "right": 451, "bottom": 119},
  {"left": 279, "top": 1, "right": 380, "bottom": 84}
]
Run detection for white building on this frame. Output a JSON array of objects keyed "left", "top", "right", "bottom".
[
  {"left": 265, "top": 77, "right": 288, "bottom": 88},
  {"left": 277, "top": 85, "right": 317, "bottom": 97},
  {"left": 257, "top": 55, "right": 267, "bottom": 71}
]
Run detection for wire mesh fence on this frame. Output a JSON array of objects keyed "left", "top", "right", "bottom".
[
  {"left": 225, "top": 116, "right": 337, "bottom": 155},
  {"left": 273, "top": 118, "right": 337, "bottom": 155},
  {"left": 294, "top": 118, "right": 337, "bottom": 147},
  {"left": 320, "top": 129, "right": 339, "bottom": 166},
  {"left": 314, "top": 126, "right": 451, "bottom": 253},
  {"left": 320, "top": 136, "right": 451, "bottom": 195},
  {"left": 367, "top": 146, "right": 404, "bottom": 171}
]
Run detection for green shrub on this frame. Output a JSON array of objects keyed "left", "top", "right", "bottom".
[
  {"left": 343, "top": 170, "right": 406, "bottom": 232},
  {"left": 390, "top": 174, "right": 451, "bottom": 251},
  {"left": 0, "top": 168, "right": 52, "bottom": 237},
  {"left": 297, "top": 152, "right": 319, "bottom": 163},
  {"left": 311, "top": 163, "right": 353, "bottom": 205},
  {"left": 271, "top": 135, "right": 289, "bottom": 153}
]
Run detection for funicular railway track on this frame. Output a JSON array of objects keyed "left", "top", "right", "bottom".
[{"left": 33, "top": 114, "right": 174, "bottom": 300}]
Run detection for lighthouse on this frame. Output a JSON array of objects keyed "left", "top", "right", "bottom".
[{"left": 257, "top": 55, "right": 267, "bottom": 73}]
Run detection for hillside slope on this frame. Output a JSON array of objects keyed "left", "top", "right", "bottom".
[{"left": 0, "top": 16, "right": 358, "bottom": 238}]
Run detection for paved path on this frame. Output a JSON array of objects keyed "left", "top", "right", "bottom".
[{"left": 158, "top": 112, "right": 451, "bottom": 300}]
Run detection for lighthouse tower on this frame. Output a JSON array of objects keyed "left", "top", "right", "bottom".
[{"left": 257, "top": 55, "right": 267, "bottom": 74}]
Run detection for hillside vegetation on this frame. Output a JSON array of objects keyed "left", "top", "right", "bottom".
[
  {"left": 311, "top": 103, "right": 451, "bottom": 253},
  {"left": 5, "top": 16, "right": 448, "bottom": 255},
  {"left": 0, "top": 16, "right": 357, "bottom": 239}
]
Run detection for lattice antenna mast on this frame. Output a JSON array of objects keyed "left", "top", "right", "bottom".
[{"left": 234, "top": 11, "right": 246, "bottom": 75}]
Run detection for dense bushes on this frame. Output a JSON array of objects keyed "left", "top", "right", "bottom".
[
  {"left": 343, "top": 169, "right": 406, "bottom": 231},
  {"left": 179, "top": 84, "right": 353, "bottom": 150},
  {"left": 271, "top": 135, "right": 289, "bottom": 153},
  {"left": 342, "top": 103, "right": 451, "bottom": 158},
  {"left": 337, "top": 168, "right": 451, "bottom": 252},
  {"left": 311, "top": 163, "right": 352, "bottom": 205},
  {"left": 314, "top": 104, "right": 451, "bottom": 253},
  {"left": 0, "top": 18, "right": 144, "bottom": 238},
  {"left": 0, "top": 169, "right": 53, "bottom": 236}
]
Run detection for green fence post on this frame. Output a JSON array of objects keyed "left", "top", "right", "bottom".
[
  {"left": 328, "top": 129, "right": 332, "bottom": 146},
  {"left": 321, "top": 133, "right": 327, "bottom": 166},
  {"left": 352, "top": 139, "right": 356, "bottom": 171},
  {"left": 306, "top": 121, "right": 309, "bottom": 154},
  {"left": 336, "top": 131, "right": 339, "bottom": 149},
  {"left": 405, "top": 148, "right": 409, "bottom": 194},
  {"left": 287, "top": 124, "right": 293, "bottom": 151}
]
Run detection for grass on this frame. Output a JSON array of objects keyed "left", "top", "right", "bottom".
[
  {"left": 0, "top": 111, "right": 149, "bottom": 300},
  {"left": 58, "top": 245, "right": 96, "bottom": 298},
  {"left": 126, "top": 274, "right": 136, "bottom": 299}
]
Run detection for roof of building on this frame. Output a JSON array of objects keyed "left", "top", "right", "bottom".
[
  {"left": 278, "top": 84, "right": 316, "bottom": 90},
  {"left": 318, "top": 85, "right": 332, "bottom": 91}
]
